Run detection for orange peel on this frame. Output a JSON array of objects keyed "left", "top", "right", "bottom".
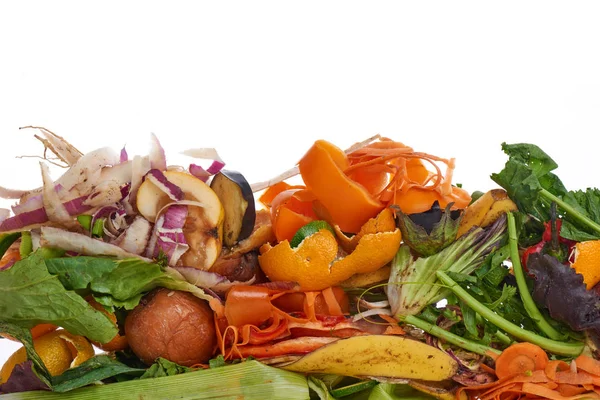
[
  {"left": 258, "top": 209, "right": 401, "bottom": 290},
  {"left": 571, "top": 240, "right": 600, "bottom": 290}
]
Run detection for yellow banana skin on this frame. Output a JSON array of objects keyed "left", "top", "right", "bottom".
[{"left": 457, "top": 189, "right": 517, "bottom": 237}]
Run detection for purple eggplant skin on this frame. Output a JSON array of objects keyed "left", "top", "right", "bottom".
[{"left": 210, "top": 169, "right": 256, "bottom": 247}]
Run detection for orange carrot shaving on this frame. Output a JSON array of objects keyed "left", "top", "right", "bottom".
[
  {"left": 575, "top": 355, "right": 600, "bottom": 377},
  {"left": 458, "top": 343, "right": 600, "bottom": 400},
  {"left": 546, "top": 360, "right": 571, "bottom": 381},
  {"left": 494, "top": 342, "right": 550, "bottom": 379}
]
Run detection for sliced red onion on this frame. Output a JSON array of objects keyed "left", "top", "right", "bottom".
[
  {"left": 145, "top": 204, "right": 189, "bottom": 265},
  {"left": 149, "top": 133, "right": 167, "bottom": 171},
  {"left": 62, "top": 196, "right": 92, "bottom": 215},
  {"left": 112, "top": 216, "right": 151, "bottom": 255},
  {"left": 206, "top": 160, "right": 225, "bottom": 174},
  {"left": 11, "top": 194, "right": 43, "bottom": 215},
  {"left": 40, "top": 162, "right": 75, "bottom": 226},
  {"left": 104, "top": 209, "right": 128, "bottom": 238},
  {"left": 120, "top": 146, "right": 128, "bottom": 163},
  {"left": 188, "top": 164, "right": 211, "bottom": 182},
  {"left": 0, "top": 208, "right": 9, "bottom": 223},
  {"left": 0, "top": 195, "right": 88, "bottom": 234},
  {"left": 0, "top": 208, "right": 48, "bottom": 232},
  {"left": 40, "top": 226, "right": 152, "bottom": 262},
  {"left": 174, "top": 266, "right": 256, "bottom": 293},
  {"left": 145, "top": 169, "right": 183, "bottom": 201},
  {"left": 160, "top": 204, "right": 187, "bottom": 229}
]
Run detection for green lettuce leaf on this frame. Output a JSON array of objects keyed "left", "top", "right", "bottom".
[
  {"left": 45, "top": 256, "right": 212, "bottom": 309},
  {"left": 0, "top": 252, "right": 118, "bottom": 343}
]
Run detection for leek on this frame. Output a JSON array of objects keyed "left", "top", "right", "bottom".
[
  {"left": 0, "top": 361, "right": 309, "bottom": 400},
  {"left": 387, "top": 215, "right": 507, "bottom": 317}
]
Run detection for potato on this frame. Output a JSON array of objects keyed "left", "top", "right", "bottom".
[
  {"left": 125, "top": 288, "right": 216, "bottom": 366},
  {"left": 283, "top": 335, "right": 458, "bottom": 381}
]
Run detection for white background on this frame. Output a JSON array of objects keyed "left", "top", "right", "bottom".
[{"left": 1, "top": 1, "right": 599, "bottom": 367}]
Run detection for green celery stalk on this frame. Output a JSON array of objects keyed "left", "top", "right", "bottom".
[
  {"left": 436, "top": 271, "right": 584, "bottom": 357},
  {"left": 540, "top": 189, "right": 600, "bottom": 236},
  {"left": 507, "top": 212, "right": 564, "bottom": 340},
  {"left": 400, "top": 315, "right": 501, "bottom": 357},
  {"left": 0, "top": 361, "right": 309, "bottom": 400}
]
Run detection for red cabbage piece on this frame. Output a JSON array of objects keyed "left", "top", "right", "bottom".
[
  {"left": 527, "top": 253, "right": 600, "bottom": 331},
  {"left": 0, "top": 361, "right": 50, "bottom": 394},
  {"left": 145, "top": 169, "right": 183, "bottom": 201}
]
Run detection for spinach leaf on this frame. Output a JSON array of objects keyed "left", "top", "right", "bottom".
[
  {"left": 491, "top": 142, "right": 600, "bottom": 241},
  {"left": 0, "top": 252, "right": 117, "bottom": 343}
]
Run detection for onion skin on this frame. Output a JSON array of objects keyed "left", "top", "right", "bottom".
[{"left": 125, "top": 288, "right": 216, "bottom": 366}]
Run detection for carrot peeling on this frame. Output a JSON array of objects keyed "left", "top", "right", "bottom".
[{"left": 459, "top": 343, "right": 600, "bottom": 400}]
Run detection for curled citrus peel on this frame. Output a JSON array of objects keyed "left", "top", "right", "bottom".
[{"left": 258, "top": 208, "right": 401, "bottom": 291}]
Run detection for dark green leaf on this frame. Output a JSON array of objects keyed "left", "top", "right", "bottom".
[
  {"left": 209, "top": 355, "right": 228, "bottom": 369},
  {"left": 52, "top": 355, "right": 145, "bottom": 392},
  {"left": 459, "top": 300, "right": 478, "bottom": 337}
]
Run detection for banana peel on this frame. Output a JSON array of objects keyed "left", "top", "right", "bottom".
[
  {"left": 282, "top": 335, "right": 458, "bottom": 381},
  {"left": 457, "top": 189, "right": 517, "bottom": 238}
]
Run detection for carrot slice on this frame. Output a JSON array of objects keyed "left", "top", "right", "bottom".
[
  {"left": 521, "top": 382, "right": 600, "bottom": 400},
  {"left": 574, "top": 354, "right": 600, "bottom": 377},
  {"left": 546, "top": 360, "right": 571, "bottom": 381},
  {"left": 495, "top": 342, "right": 550, "bottom": 379}
]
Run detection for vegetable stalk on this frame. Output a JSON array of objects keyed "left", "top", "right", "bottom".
[
  {"left": 540, "top": 189, "right": 600, "bottom": 236},
  {"left": 400, "top": 315, "right": 501, "bottom": 357},
  {"left": 436, "top": 271, "right": 584, "bottom": 357},
  {"left": 507, "top": 212, "right": 564, "bottom": 340}
]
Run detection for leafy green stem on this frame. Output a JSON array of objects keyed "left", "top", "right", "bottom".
[
  {"left": 400, "top": 315, "right": 501, "bottom": 357},
  {"left": 436, "top": 271, "right": 584, "bottom": 357},
  {"left": 540, "top": 189, "right": 600, "bottom": 235},
  {"left": 507, "top": 212, "right": 564, "bottom": 340}
]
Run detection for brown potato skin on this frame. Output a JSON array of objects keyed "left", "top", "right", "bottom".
[{"left": 125, "top": 288, "right": 216, "bottom": 366}]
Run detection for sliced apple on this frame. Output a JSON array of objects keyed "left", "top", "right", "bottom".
[{"left": 137, "top": 170, "right": 224, "bottom": 270}]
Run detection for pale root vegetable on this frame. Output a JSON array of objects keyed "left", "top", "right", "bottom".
[
  {"left": 125, "top": 288, "right": 217, "bottom": 366},
  {"left": 283, "top": 335, "right": 458, "bottom": 381},
  {"left": 136, "top": 170, "right": 225, "bottom": 270},
  {"left": 457, "top": 189, "right": 517, "bottom": 237}
]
